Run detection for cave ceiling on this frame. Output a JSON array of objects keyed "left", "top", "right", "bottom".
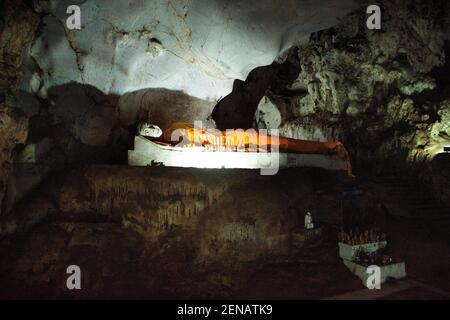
[{"left": 26, "top": 0, "right": 360, "bottom": 101}]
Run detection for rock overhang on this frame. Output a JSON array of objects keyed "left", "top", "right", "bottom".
[{"left": 25, "top": 0, "right": 360, "bottom": 100}]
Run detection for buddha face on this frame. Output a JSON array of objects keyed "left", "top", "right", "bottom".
[{"left": 139, "top": 122, "right": 163, "bottom": 138}]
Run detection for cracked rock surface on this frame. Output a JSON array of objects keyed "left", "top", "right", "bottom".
[{"left": 23, "top": 0, "right": 359, "bottom": 101}]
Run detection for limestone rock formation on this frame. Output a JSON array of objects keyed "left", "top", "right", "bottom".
[
  {"left": 0, "top": 108, "right": 29, "bottom": 214},
  {"left": 0, "top": 0, "right": 39, "bottom": 92},
  {"left": 24, "top": 0, "right": 359, "bottom": 101},
  {"left": 0, "top": 165, "right": 368, "bottom": 297},
  {"left": 262, "top": 0, "right": 450, "bottom": 180},
  {"left": 211, "top": 55, "right": 301, "bottom": 130},
  {"left": 0, "top": 0, "right": 39, "bottom": 214}
]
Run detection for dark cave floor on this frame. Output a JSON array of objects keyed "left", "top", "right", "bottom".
[{"left": 0, "top": 166, "right": 449, "bottom": 299}]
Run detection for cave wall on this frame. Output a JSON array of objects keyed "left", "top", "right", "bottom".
[
  {"left": 259, "top": 0, "right": 450, "bottom": 181},
  {"left": 0, "top": 0, "right": 39, "bottom": 214},
  {"left": 3, "top": 165, "right": 375, "bottom": 298},
  {"left": 211, "top": 51, "right": 301, "bottom": 130},
  {"left": 0, "top": 165, "right": 379, "bottom": 277}
]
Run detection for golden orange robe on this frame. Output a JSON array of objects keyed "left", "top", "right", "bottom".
[{"left": 163, "top": 122, "right": 353, "bottom": 176}]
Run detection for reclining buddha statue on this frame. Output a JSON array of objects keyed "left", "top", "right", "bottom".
[{"left": 138, "top": 121, "right": 354, "bottom": 177}]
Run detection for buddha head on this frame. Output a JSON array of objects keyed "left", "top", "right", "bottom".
[{"left": 138, "top": 122, "right": 163, "bottom": 138}]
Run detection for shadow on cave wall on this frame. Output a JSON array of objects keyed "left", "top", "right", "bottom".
[
  {"left": 11, "top": 82, "right": 124, "bottom": 207},
  {"left": 18, "top": 81, "right": 217, "bottom": 167},
  {"left": 117, "top": 87, "right": 215, "bottom": 130},
  {"left": 21, "top": 82, "right": 125, "bottom": 164},
  {"left": 12, "top": 81, "right": 219, "bottom": 206},
  {"left": 405, "top": 40, "right": 450, "bottom": 123}
]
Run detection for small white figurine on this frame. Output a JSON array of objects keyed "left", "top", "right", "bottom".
[{"left": 304, "top": 212, "right": 314, "bottom": 230}]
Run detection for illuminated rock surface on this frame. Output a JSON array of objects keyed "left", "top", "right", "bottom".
[
  {"left": 25, "top": 0, "right": 359, "bottom": 100},
  {"left": 260, "top": 1, "right": 450, "bottom": 181}
]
